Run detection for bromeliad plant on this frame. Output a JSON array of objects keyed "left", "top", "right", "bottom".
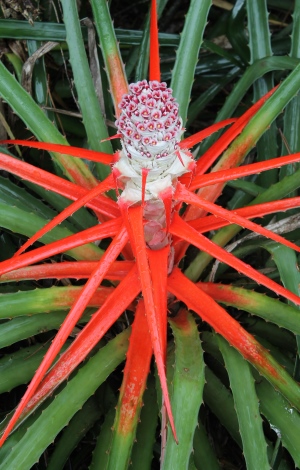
[{"left": 1, "top": 0, "right": 300, "bottom": 468}]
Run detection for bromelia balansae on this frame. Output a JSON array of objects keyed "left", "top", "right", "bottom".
[{"left": 1, "top": 1, "right": 300, "bottom": 461}]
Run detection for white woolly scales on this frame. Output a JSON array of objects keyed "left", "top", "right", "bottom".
[{"left": 114, "top": 80, "right": 193, "bottom": 203}]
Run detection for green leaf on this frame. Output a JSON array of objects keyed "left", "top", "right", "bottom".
[
  {"left": 218, "top": 336, "right": 269, "bottom": 470},
  {"left": 130, "top": 374, "right": 158, "bottom": 470},
  {"left": 60, "top": 0, "right": 112, "bottom": 181},
  {"left": 256, "top": 377, "right": 300, "bottom": 467},
  {"left": 162, "top": 310, "right": 205, "bottom": 470},
  {"left": 0, "top": 201, "right": 102, "bottom": 260},
  {"left": 193, "top": 421, "right": 221, "bottom": 470},
  {"left": 0, "top": 328, "right": 130, "bottom": 470},
  {"left": 0, "top": 343, "right": 68, "bottom": 393},
  {"left": 203, "top": 367, "right": 241, "bottom": 446},
  {"left": 171, "top": 0, "right": 212, "bottom": 125},
  {"left": 199, "top": 282, "right": 300, "bottom": 335},
  {"left": 47, "top": 397, "right": 101, "bottom": 470},
  {"left": 0, "top": 62, "right": 97, "bottom": 189}
]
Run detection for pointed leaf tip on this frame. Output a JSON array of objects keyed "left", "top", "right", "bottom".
[{"left": 150, "top": 0, "right": 160, "bottom": 82}]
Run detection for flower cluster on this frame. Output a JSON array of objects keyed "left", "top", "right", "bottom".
[
  {"left": 114, "top": 80, "right": 194, "bottom": 203},
  {"left": 116, "top": 80, "right": 182, "bottom": 160}
]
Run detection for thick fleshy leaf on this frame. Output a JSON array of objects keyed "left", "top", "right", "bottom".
[
  {"left": 15, "top": 174, "right": 115, "bottom": 256},
  {"left": 1, "top": 266, "right": 140, "bottom": 441},
  {"left": 0, "top": 152, "right": 119, "bottom": 218},
  {"left": 0, "top": 260, "right": 133, "bottom": 283},
  {"left": 46, "top": 397, "right": 101, "bottom": 470},
  {"left": 0, "top": 329, "right": 130, "bottom": 469},
  {"left": 0, "top": 313, "right": 86, "bottom": 349},
  {"left": 199, "top": 282, "right": 300, "bottom": 335},
  {"left": 0, "top": 343, "right": 71, "bottom": 395},
  {"left": 190, "top": 151, "right": 300, "bottom": 191},
  {"left": 175, "top": 183, "right": 300, "bottom": 254},
  {"left": 203, "top": 367, "right": 241, "bottom": 446},
  {"left": 147, "top": 246, "right": 169, "bottom": 359},
  {"left": 59, "top": 0, "right": 113, "bottom": 182},
  {"left": 170, "top": 214, "right": 300, "bottom": 306},
  {"left": 0, "top": 200, "right": 102, "bottom": 262},
  {"left": 0, "top": 62, "right": 98, "bottom": 190},
  {"left": 108, "top": 301, "right": 152, "bottom": 469},
  {"left": 189, "top": 197, "right": 300, "bottom": 233},
  {"left": 167, "top": 268, "right": 300, "bottom": 412},
  {"left": 1, "top": 140, "right": 114, "bottom": 164},
  {"left": 193, "top": 86, "right": 278, "bottom": 176},
  {"left": 123, "top": 203, "right": 177, "bottom": 440},
  {"left": 179, "top": 118, "right": 236, "bottom": 150},
  {"left": 256, "top": 377, "right": 300, "bottom": 467},
  {"left": 0, "top": 226, "right": 129, "bottom": 445},
  {"left": 193, "top": 421, "right": 221, "bottom": 470},
  {"left": 130, "top": 374, "right": 158, "bottom": 470},
  {"left": 0, "top": 217, "right": 123, "bottom": 277},
  {"left": 149, "top": 0, "right": 160, "bottom": 81},
  {"left": 218, "top": 336, "right": 269, "bottom": 470},
  {"left": 90, "top": 0, "right": 129, "bottom": 115},
  {"left": 162, "top": 309, "right": 204, "bottom": 470}
]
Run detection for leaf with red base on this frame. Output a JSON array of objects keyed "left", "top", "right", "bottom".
[
  {"left": 167, "top": 268, "right": 300, "bottom": 410},
  {"left": 15, "top": 174, "right": 115, "bottom": 256},
  {"left": 175, "top": 183, "right": 300, "bottom": 254},
  {"left": 1, "top": 140, "right": 115, "bottom": 165},
  {"left": 170, "top": 213, "right": 300, "bottom": 306},
  {"left": 0, "top": 260, "right": 134, "bottom": 283},
  {"left": 147, "top": 246, "right": 169, "bottom": 361},
  {"left": 121, "top": 202, "right": 177, "bottom": 441},
  {"left": 194, "top": 86, "right": 278, "bottom": 176},
  {"left": 0, "top": 152, "right": 120, "bottom": 218},
  {"left": 6, "top": 265, "right": 140, "bottom": 438},
  {"left": 0, "top": 225, "right": 129, "bottom": 445},
  {"left": 0, "top": 217, "right": 123, "bottom": 277},
  {"left": 179, "top": 118, "right": 236, "bottom": 150},
  {"left": 147, "top": 245, "right": 170, "bottom": 448},
  {"left": 198, "top": 281, "right": 300, "bottom": 334},
  {"left": 189, "top": 196, "right": 300, "bottom": 232},
  {"left": 108, "top": 300, "right": 153, "bottom": 467},
  {"left": 190, "top": 152, "right": 300, "bottom": 191}
]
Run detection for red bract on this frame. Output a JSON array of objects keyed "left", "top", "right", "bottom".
[{"left": 1, "top": 0, "right": 300, "bottom": 457}]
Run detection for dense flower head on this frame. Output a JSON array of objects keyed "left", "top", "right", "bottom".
[
  {"left": 116, "top": 80, "right": 183, "bottom": 160},
  {"left": 114, "top": 80, "right": 194, "bottom": 203}
]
